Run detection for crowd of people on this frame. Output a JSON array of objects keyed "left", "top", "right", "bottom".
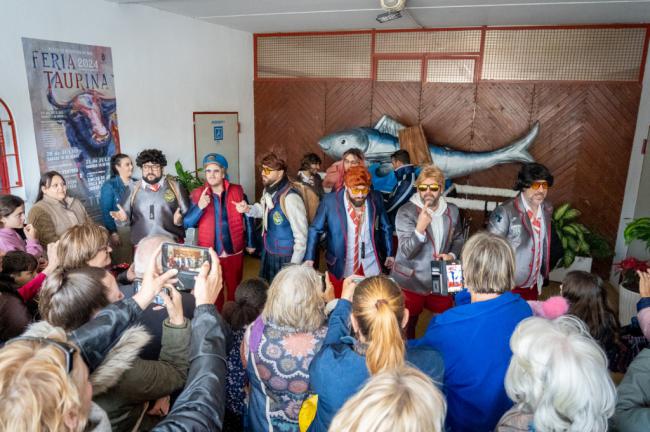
[{"left": 0, "top": 147, "right": 649, "bottom": 431}]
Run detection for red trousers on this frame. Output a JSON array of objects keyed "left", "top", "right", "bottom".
[
  {"left": 511, "top": 286, "right": 539, "bottom": 301},
  {"left": 402, "top": 289, "right": 454, "bottom": 339},
  {"left": 215, "top": 253, "right": 244, "bottom": 311}
]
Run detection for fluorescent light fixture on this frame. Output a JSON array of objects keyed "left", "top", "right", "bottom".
[{"left": 376, "top": 10, "right": 402, "bottom": 23}]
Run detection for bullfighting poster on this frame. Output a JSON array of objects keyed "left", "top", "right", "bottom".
[{"left": 22, "top": 37, "right": 119, "bottom": 221}]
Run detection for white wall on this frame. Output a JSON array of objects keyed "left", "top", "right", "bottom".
[
  {"left": 612, "top": 53, "right": 650, "bottom": 281},
  {"left": 0, "top": 0, "right": 254, "bottom": 202}
]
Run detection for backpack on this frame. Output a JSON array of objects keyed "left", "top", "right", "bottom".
[{"left": 279, "top": 180, "right": 320, "bottom": 225}]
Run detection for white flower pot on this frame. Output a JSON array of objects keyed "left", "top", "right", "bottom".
[
  {"left": 619, "top": 284, "right": 642, "bottom": 326},
  {"left": 549, "top": 256, "right": 593, "bottom": 282}
]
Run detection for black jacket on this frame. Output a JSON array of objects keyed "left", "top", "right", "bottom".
[{"left": 71, "top": 299, "right": 228, "bottom": 431}]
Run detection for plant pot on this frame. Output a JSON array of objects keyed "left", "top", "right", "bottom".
[
  {"left": 549, "top": 256, "right": 593, "bottom": 283},
  {"left": 619, "top": 284, "right": 641, "bottom": 326}
]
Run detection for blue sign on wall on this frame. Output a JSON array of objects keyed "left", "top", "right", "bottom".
[{"left": 213, "top": 126, "right": 224, "bottom": 141}]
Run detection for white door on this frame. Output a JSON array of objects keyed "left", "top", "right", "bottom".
[{"left": 193, "top": 112, "right": 240, "bottom": 183}]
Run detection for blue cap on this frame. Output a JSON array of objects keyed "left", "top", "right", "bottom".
[{"left": 202, "top": 153, "right": 228, "bottom": 170}]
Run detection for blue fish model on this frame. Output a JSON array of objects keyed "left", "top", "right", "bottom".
[{"left": 319, "top": 115, "right": 539, "bottom": 180}]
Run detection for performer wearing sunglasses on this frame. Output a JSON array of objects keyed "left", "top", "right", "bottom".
[
  {"left": 234, "top": 153, "right": 308, "bottom": 282},
  {"left": 390, "top": 164, "right": 465, "bottom": 338},
  {"left": 488, "top": 162, "right": 554, "bottom": 301},
  {"left": 303, "top": 166, "right": 393, "bottom": 298}
]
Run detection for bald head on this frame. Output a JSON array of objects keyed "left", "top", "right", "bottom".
[{"left": 133, "top": 235, "right": 174, "bottom": 278}]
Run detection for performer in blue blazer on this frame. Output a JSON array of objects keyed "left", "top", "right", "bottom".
[{"left": 304, "top": 166, "right": 394, "bottom": 297}]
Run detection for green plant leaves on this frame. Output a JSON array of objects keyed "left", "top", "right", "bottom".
[{"left": 624, "top": 217, "right": 650, "bottom": 251}]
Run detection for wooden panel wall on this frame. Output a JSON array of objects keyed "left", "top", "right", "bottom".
[{"left": 254, "top": 80, "right": 641, "bottom": 253}]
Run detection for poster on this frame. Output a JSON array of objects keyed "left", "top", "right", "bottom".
[{"left": 22, "top": 37, "right": 119, "bottom": 221}]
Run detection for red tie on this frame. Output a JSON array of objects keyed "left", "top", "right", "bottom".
[
  {"left": 148, "top": 183, "right": 161, "bottom": 192},
  {"left": 347, "top": 202, "right": 364, "bottom": 273}
]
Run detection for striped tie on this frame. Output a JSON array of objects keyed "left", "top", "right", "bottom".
[{"left": 347, "top": 202, "right": 364, "bottom": 273}]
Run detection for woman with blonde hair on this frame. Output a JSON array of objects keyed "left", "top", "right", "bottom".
[
  {"left": 497, "top": 315, "right": 616, "bottom": 432},
  {"left": 307, "top": 275, "right": 444, "bottom": 432},
  {"left": 0, "top": 326, "right": 108, "bottom": 432},
  {"left": 411, "top": 231, "right": 533, "bottom": 432},
  {"left": 244, "top": 265, "right": 328, "bottom": 431},
  {"left": 57, "top": 223, "right": 112, "bottom": 270},
  {"left": 328, "top": 365, "right": 447, "bottom": 432}
]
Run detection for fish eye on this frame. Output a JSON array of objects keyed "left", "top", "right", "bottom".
[{"left": 341, "top": 139, "right": 346, "bottom": 145}]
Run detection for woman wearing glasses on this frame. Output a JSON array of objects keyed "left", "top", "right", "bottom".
[
  {"left": 27, "top": 171, "right": 90, "bottom": 247},
  {"left": 390, "top": 164, "right": 465, "bottom": 338},
  {"left": 0, "top": 247, "right": 229, "bottom": 431},
  {"left": 488, "top": 162, "right": 554, "bottom": 301}
]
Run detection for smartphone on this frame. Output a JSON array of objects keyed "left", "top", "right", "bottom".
[
  {"left": 445, "top": 260, "right": 464, "bottom": 293},
  {"left": 350, "top": 275, "right": 365, "bottom": 284},
  {"left": 161, "top": 243, "right": 211, "bottom": 291},
  {"left": 134, "top": 280, "right": 169, "bottom": 306}
]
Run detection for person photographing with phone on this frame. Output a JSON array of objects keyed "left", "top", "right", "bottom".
[
  {"left": 183, "top": 153, "right": 254, "bottom": 309},
  {"left": 390, "top": 164, "right": 464, "bottom": 338}
]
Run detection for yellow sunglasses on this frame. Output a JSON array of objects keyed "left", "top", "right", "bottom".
[
  {"left": 417, "top": 184, "right": 440, "bottom": 192},
  {"left": 530, "top": 181, "right": 550, "bottom": 191},
  {"left": 349, "top": 186, "right": 369, "bottom": 195},
  {"left": 261, "top": 166, "right": 278, "bottom": 176}
]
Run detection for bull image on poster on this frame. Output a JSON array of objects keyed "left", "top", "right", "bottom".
[{"left": 22, "top": 37, "right": 119, "bottom": 221}]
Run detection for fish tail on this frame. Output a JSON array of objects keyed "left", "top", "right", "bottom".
[{"left": 499, "top": 121, "right": 539, "bottom": 163}]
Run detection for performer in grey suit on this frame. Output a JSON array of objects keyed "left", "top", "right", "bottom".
[
  {"left": 390, "top": 164, "right": 464, "bottom": 338},
  {"left": 112, "top": 149, "right": 190, "bottom": 245},
  {"left": 488, "top": 162, "right": 554, "bottom": 301}
]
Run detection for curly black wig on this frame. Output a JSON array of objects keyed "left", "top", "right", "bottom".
[
  {"left": 514, "top": 162, "right": 554, "bottom": 191},
  {"left": 135, "top": 149, "right": 167, "bottom": 168}
]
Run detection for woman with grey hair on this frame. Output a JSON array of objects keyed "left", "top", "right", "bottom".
[
  {"left": 410, "top": 231, "right": 533, "bottom": 432},
  {"left": 498, "top": 316, "right": 616, "bottom": 431},
  {"left": 243, "top": 264, "right": 328, "bottom": 431}
]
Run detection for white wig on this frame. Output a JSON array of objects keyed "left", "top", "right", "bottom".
[{"left": 505, "top": 315, "right": 616, "bottom": 432}]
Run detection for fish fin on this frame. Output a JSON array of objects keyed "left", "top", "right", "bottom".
[
  {"left": 373, "top": 115, "right": 406, "bottom": 137},
  {"left": 499, "top": 121, "right": 539, "bottom": 163}
]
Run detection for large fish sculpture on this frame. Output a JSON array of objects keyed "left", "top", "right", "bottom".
[{"left": 319, "top": 115, "right": 539, "bottom": 179}]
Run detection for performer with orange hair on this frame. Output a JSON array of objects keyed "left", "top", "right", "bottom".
[{"left": 304, "top": 166, "right": 394, "bottom": 297}]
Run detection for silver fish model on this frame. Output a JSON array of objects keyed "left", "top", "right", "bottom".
[{"left": 319, "top": 115, "right": 539, "bottom": 179}]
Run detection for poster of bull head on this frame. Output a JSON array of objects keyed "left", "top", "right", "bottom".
[{"left": 22, "top": 37, "right": 120, "bottom": 221}]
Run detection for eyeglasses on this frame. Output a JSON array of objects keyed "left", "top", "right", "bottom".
[
  {"left": 142, "top": 164, "right": 162, "bottom": 172},
  {"left": 6, "top": 336, "right": 77, "bottom": 374},
  {"left": 261, "top": 166, "right": 278, "bottom": 176},
  {"left": 417, "top": 184, "right": 440, "bottom": 192},
  {"left": 349, "top": 186, "right": 369, "bottom": 195},
  {"left": 530, "top": 181, "right": 550, "bottom": 191}
]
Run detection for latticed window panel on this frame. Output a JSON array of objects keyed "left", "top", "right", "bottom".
[
  {"left": 375, "top": 30, "right": 482, "bottom": 54},
  {"left": 257, "top": 34, "right": 372, "bottom": 79},
  {"left": 426, "top": 59, "right": 475, "bottom": 83},
  {"left": 482, "top": 27, "right": 647, "bottom": 81},
  {"left": 376, "top": 59, "right": 422, "bottom": 82}
]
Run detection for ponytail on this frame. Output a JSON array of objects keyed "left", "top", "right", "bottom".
[
  {"left": 365, "top": 299, "right": 405, "bottom": 374},
  {"left": 352, "top": 276, "right": 406, "bottom": 375}
]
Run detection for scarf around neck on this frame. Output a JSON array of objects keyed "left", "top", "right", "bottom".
[{"left": 410, "top": 193, "right": 447, "bottom": 253}]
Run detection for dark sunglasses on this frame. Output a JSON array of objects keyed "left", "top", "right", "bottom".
[{"left": 6, "top": 336, "right": 77, "bottom": 374}]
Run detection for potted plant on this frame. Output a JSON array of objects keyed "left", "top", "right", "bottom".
[
  {"left": 174, "top": 160, "right": 203, "bottom": 192},
  {"left": 617, "top": 217, "right": 650, "bottom": 325},
  {"left": 615, "top": 257, "right": 650, "bottom": 325},
  {"left": 624, "top": 217, "right": 650, "bottom": 252},
  {"left": 549, "top": 203, "right": 613, "bottom": 281}
]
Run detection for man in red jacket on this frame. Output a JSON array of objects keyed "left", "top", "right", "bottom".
[{"left": 184, "top": 153, "right": 254, "bottom": 309}]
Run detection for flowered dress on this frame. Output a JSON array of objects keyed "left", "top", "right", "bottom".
[{"left": 246, "top": 316, "right": 327, "bottom": 431}]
